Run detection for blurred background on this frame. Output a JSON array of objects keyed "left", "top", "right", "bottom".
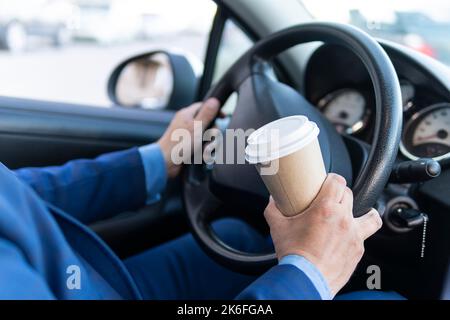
[
  {"left": 0, "top": 0, "right": 217, "bottom": 105},
  {"left": 303, "top": 0, "right": 450, "bottom": 65},
  {"left": 0, "top": 0, "right": 449, "bottom": 106}
]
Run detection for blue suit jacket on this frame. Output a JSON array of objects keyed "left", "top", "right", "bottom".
[{"left": 0, "top": 148, "right": 320, "bottom": 299}]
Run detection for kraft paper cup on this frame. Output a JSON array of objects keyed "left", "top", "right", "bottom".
[{"left": 245, "top": 116, "right": 326, "bottom": 217}]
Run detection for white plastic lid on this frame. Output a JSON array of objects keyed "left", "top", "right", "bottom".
[{"left": 245, "top": 115, "right": 320, "bottom": 164}]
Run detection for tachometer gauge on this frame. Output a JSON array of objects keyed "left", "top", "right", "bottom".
[
  {"left": 318, "top": 89, "right": 368, "bottom": 134},
  {"left": 401, "top": 103, "right": 450, "bottom": 161}
]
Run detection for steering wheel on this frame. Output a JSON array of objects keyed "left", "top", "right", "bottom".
[{"left": 183, "top": 22, "right": 403, "bottom": 273}]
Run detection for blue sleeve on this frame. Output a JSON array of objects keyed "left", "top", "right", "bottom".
[
  {"left": 236, "top": 264, "right": 323, "bottom": 300},
  {"left": 279, "top": 255, "right": 332, "bottom": 300},
  {"left": 14, "top": 148, "right": 149, "bottom": 224},
  {"left": 138, "top": 143, "right": 167, "bottom": 205}
]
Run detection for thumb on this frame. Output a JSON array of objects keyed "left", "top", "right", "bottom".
[
  {"left": 194, "top": 98, "right": 220, "bottom": 125},
  {"left": 355, "top": 208, "right": 383, "bottom": 240},
  {"left": 264, "top": 197, "right": 285, "bottom": 226}
]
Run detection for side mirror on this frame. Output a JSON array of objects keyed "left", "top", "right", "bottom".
[{"left": 107, "top": 51, "right": 199, "bottom": 110}]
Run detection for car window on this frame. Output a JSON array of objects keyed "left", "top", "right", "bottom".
[
  {"left": 212, "top": 19, "right": 253, "bottom": 115},
  {"left": 0, "top": 0, "right": 216, "bottom": 107},
  {"left": 301, "top": 0, "right": 450, "bottom": 67},
  {"left": 212, "top": 19, "right": 253, "bottom": 84}
]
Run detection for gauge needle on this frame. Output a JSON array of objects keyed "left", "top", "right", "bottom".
[{"left": 417, "top": 133, "right": 438, "bottom": 141}]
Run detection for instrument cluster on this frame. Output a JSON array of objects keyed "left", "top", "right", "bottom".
[{"left": 317, "top": 80, "right": 450, "bottom": 162}]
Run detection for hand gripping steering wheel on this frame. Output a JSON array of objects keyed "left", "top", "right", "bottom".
[{"left": 183, "top": 22, "right": 403, "bottom": 273}]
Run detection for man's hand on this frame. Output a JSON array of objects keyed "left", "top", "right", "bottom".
[
  {"left": 157, "top": 98, "right": 220, "bottom": 178},
  {"left": 264, "top": 173, "right": 383, "bottom": 297}
]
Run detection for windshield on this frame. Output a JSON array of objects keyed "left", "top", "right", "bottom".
[{"left": 301, "top": 0, "right": 450, "bottom": 66}]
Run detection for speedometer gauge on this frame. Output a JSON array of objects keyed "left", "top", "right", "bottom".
[
  {"left": 318, "top": 88, "right": 368, "bottom": 134},
  {"left": 401, "top": 103, "right": 450, "bottom": 161}
]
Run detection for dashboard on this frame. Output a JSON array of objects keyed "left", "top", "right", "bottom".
[
  {"left": 304, "top": 43, "right": 450, "bottom": 164},
  {"left": 302, "top": 42, "right": 450, "bottom": 299}
]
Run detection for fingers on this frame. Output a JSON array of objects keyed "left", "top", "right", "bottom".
[
  {"left": 315, "top": 173, "right": 347, "bottom": 204},
  {"left": 340, "top": 187, "right": 353, "bottom": 213},
  {"left": 355, "top": 208, "right": 383, "bottom": 240},
  {"left": 184, "top": 102, "right": 203, "bottom": 117},
  {"left": 194, "top": 98, "right": 221, "bottom": 125}
]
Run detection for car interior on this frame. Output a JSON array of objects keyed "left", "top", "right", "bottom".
[{"left": 0, "top": 0, "right": 448, "bottom": 300}]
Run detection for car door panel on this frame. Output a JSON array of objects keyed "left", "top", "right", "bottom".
[{"left": 0, "top": 96, "right": 173, "bottom": 168}]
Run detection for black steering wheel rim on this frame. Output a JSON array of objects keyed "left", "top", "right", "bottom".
[{"left": 183, "top": 22, "right": 403, "bottom": 273}]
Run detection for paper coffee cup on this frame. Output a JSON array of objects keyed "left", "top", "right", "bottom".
[{"left": 245, "top": 116, "right": 326, "bottom": 217}]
